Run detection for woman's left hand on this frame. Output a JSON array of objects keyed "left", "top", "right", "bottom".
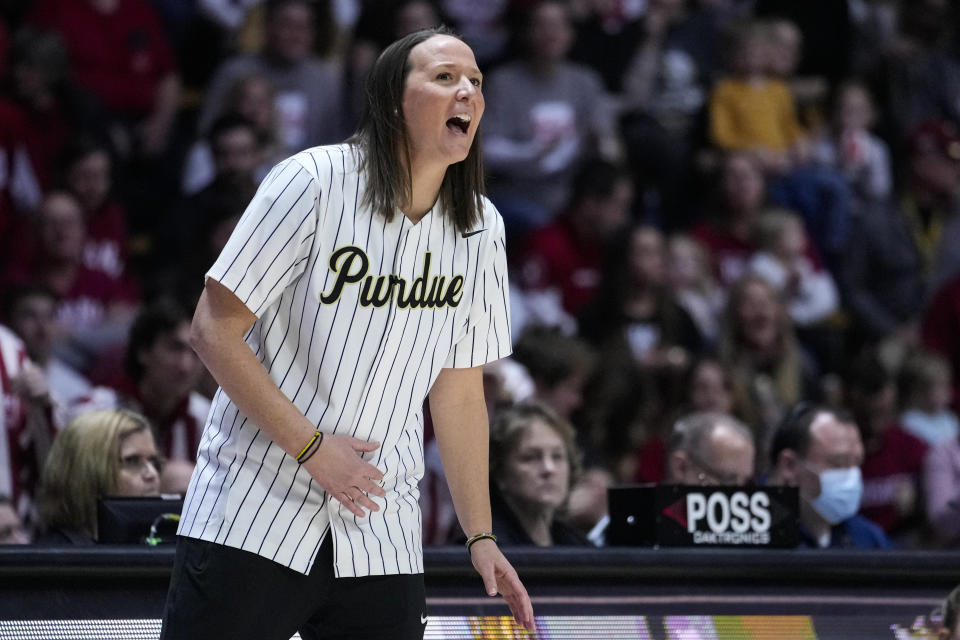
[{"left": 470, "top": 539, "right": 535, "bottom": 632}]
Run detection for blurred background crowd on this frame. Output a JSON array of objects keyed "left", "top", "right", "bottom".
[{"left": 1, "top": 0, "right": 960, "bottom": 552}]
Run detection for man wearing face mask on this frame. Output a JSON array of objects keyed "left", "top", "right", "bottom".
[{"left": 768, "top": 403, "right": 892, "bottom": 549}]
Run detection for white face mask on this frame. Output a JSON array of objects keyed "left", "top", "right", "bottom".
[{"left": 808, "top": 466, "right": 863, "bottom": 525}]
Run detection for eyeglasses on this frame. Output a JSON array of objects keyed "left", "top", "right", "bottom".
[
  {"left": 685, "top": 450, "right": 749, "bottom": 486},
  {"left": 119, "top": 454, "right": 164, "bottom": 473}
]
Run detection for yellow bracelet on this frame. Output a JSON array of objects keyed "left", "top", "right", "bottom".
[
  {"left": 296, "top": 430, "right": 322, "bottom": 463},
  {"left": 465, "top": 532, "right": 497, "bottom": 551}
]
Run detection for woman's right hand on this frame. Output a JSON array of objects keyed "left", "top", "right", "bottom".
[{"left": 302, "top": 434, "right": 386, "bottom": 517}]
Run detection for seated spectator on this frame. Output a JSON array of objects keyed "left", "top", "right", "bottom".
[
  {"left": 667, "top": 234, "right": 725, "bottom": 347},
  {"left": 748, "top": 208, "right": 839, "bottom": 328},
  {"left": 811, "top": 80, "right": 892, "bottom": 203},
  {"left": 3, "top": 285, "right": 91, "bottom": 426},
  {"left": 691, "top": 151, "right": 767, "bottom": 288},
  {"left": 516, "top": 159, "right": 632, "bottom": 325},
  {"left": 198, "top": 0, "right": 345, "bottom": 156},
  {"left": 767, "top": 403, "right": 892, "bottom": 549},
  {"left": 71, "top": 299, "right": 209, "bottom": 494},
  {"left": 511, "top": 324, "right": 596, "bottom": 422},
  {"left": 846, "top": 351, "right": 928, "bottom": 541},
  {"left": 685, "top": 358, "right": 736, "bottom": 416},
  {"left": 36, "top": 409, "right": 160, "bottom": 543},
  {"left": 579, "top": 224, "right": 704, "bottom": 466},
  {"left": 708, "top": 21, "right": 853, "bottom": 268},
  {"left": 708, "top": 20, "right": 807, "bottom": 171},
  {"left": 666, "top": 411, "right": 755, "bottom": 486},
  {"left": 764, "top": 18, "right": 828, "bottom": 135},
  {"left": 880, "top": 1, "right": 960, "bottom": 145},
  {"left": 619, "top": 0, "right": 715, "bottom": 218},
  {"left": 629, "top": 358, "right": 738, "bottom": 485},
  {"left": 902, "top": 120, "right": 960, "bottom": 293},
  {"left": 839, "top": 198, "right": 924, "bottom": 353},
  {"left": 0, "top": 494, "right": 29, "bottom": 544},
  {"left": 926, "top": 427, "right": 960, "bottom": 547},
  {"left": 923, "top": 273, "right": 960, "bottom": 408},
  {"left": 899, "top": 352, "right": 959, "bottom": 446},
  {"left": 487, "top": 402, "right": 589, "bottom": 546},
  {"left": 30, "top": 0, "right": 180, "bottom": 159},
  {"left": 718, "top": 274, "right": 815, "bottom": 451},
  {"left": 60, "top": 134, "right": 137, "bottom": 294},
  {"left": 0, "top": 27, "right": 104, "bottom": 213},
  {"left": 587, "top": 409, "right": 754, "bottom": 546},
  {"left": 0, "top": 323, "right": 55, "bottom": 524},
  {"left": 569, "top": 0, "right": 644, "bottom": 95},
  {"left": 163, "top": 115, "right": 261, "bottom": 296},
  {"left": 483, "top": 0, "right": 618, "bottom": 236},
  {"left": 181, "top": 74, "right": 286, "bottom": 196},
  {"left": 2, "top": 190, "right": 137, "bottom": 374}
]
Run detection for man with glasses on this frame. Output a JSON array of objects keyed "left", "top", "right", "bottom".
[
  {"left": 586, "top": 411, "right": 754, "bottom": 546},
  {"left": 768, "top": 403, "right": 891, "bottom": 548},
  {"left": 666, "top": 412, "right": 756, "bottom": 487}
]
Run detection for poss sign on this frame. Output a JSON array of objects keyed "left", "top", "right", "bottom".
[{"left": 607, "top": 485, "right": 799, "bottom": 548}]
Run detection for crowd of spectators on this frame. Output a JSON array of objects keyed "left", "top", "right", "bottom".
[{"left": 1, "top": 0, "right": 960, "bottom": 552}]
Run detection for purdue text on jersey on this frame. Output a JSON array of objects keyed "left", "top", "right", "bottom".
[{"left": 319, "top": 247, "right": 465, "bottom": 309}]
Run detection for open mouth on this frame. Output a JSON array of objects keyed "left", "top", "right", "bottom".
[{"left": 446, "top": 114, "right": 471, "bottom": 135}]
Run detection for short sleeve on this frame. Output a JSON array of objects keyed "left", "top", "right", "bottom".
[
  {"left": 444, "top": 211, "right": 513, "bottom": 368},
  {"left": 206, "top": 158, "right": 319, "bottom": 317}
]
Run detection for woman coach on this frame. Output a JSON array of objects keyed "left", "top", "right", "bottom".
[{"left": 160, "top": 25, "right": 534, "bottom": 640}]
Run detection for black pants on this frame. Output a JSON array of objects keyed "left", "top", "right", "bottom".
[{"left": 160, "top": 535, "right": 426, "bottom": 640}]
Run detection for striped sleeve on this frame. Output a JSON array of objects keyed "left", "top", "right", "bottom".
[
  {"left": 206, "top": 158, "right": 320, "bottom": 317},
  {"left": 444, "top": 211, "right": 512, "bottom": 368}
]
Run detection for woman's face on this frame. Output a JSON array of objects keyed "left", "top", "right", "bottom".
[
  {"left": 629, "top": 228, "right": 666, "bottom": 287},
  {"left": 689, "top": 361, "right": 734, "bottom": 414},
  {"left": 500, "top": 419, "right": 570, "bottom": 513},
  {"left": 667, "top": 237, "right": 704, "bottom": 288},
  {"left": 838, "top": 86, "right": 873, "bottom": 132},
  {"left": 236, "top": 78, "right": 275, "bottom": 131},
  {"left": 66, "top": 150, "right": 111, "bottom": 212},
  {"left": 721, "top": 154, "right": 765, "bottom": 215},
  {"left": 115, "top": 429, "right": 160, "bottom": 497},
  {"left": 735, "top": 280, "right": 781, "bottom": 351}
]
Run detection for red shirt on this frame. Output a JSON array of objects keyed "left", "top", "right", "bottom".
[
  {"left": 691, "top": 222, "right": 754, "bottom": 287},
  {"left": 4, "top": 261, "right": 134, "bottom": 333},
  {"left": 85, "top": 200, "right": 132, "bottom": 283},
  {"left": 31, "top": 0, "right": 175, "bottom": 116},
  {"left": 518, "top": 216, "right": 604, "bottom": 314},
  {"left": 691, "top": 220, "right": 827, "bottom": 288},
  {"left": 0, "top": 97, "right": 70, "bottom": 193},
  {"left": 0, "top": 326, "right": 53, "bottom": 519},
  {"left": 632, "top": 433, "right": 667, "bottom": 484},
  {"left": 923, "top": 275, "right": 960, "bottom": 408},
  {"left": 860, "top": 424, "right": 928, "bottom": 533}
]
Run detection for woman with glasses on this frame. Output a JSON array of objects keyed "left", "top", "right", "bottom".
[{"left": 36, "top": 409, "right": 160, "bottom": 543}]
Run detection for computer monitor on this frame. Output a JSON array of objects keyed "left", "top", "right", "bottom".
[{"left": 96, "top": 496, "right": 184, "bottom": 544}]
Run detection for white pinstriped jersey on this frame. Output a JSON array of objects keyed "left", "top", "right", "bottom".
[{"left": 177, "top": 144, "right": 512, "bottom": 577}]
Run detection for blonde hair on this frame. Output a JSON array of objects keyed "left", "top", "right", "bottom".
[
  {"left": 38, "top": 409, "right": 153, "bottom": 539},
  {"left": 668, "top": 233, "right": 715, "bottom": 294},
  {"left": 752, "top": 208, "right": 803, "bottom": 253},
  {"left": 719, "top": 274, "right": 803, "bottom": 428},
  {"left": 899, "top": 351, "right": 953, "bottom": 406}
]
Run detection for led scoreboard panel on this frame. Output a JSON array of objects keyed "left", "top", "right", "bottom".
[{"left": 1, "top": 546, "right": 956, "bottom": 640}]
